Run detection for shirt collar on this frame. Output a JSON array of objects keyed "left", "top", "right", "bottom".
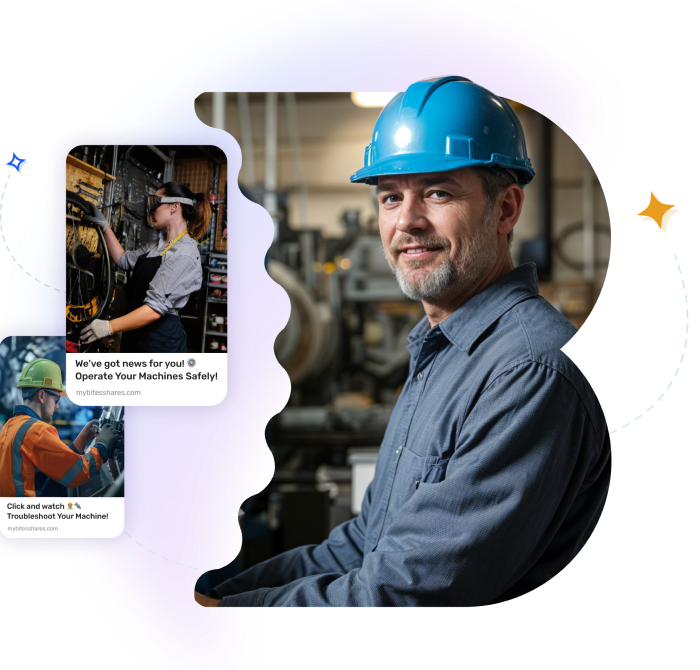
[
  {"left": 407, "top": 264, "right": 540, "bottom": 356},
  {"left": 13, "top": 404, "right": 41, "bottom": 420}
]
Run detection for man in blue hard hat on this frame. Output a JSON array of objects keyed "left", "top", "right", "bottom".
[{"left": 203, "top": 77, "right": 611, "bottom": 607}]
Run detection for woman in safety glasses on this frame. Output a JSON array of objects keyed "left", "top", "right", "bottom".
[{"left": 79, "top": 182, "right": 210, "bottom": 353}]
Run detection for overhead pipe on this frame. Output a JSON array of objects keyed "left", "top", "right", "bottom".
[
  {"left": 582, "top": 159, "right": 595, "bottom": 281},
  {"left": 264, "top": 92, "right": 279, "bottom": 240},
  {"left": 212, "top": 92, "right": 226, "bottom": 131},
  {"left": 237, "top": 93, "right": 256, "bottom": 186},
  {"left": 284, "top": 92, "right": 309, "bottom": 227}
]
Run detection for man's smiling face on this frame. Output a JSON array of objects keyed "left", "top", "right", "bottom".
[{"left": 376, "top": 167, "right": 499, "bottom": 303}]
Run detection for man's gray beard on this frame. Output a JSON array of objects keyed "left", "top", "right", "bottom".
[{"left": 387, "top": 212, "right": 498, "bottom": 302}]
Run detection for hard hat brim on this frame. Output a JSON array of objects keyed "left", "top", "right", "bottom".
[
  {"left": 36, "top": 388, "right": 68, "bottom": 397},
  {"left": 350, "top": 153, "right": 535, "bottom": 186}
]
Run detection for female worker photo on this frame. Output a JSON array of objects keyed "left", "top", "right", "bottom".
[{"left": 79, "top": 182, "right": 211, "bottom": 353}]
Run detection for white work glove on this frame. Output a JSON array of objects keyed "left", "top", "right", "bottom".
[
  {"left": 83, "top": 204, "right": 109, "bottom": 231},
  {"left": 80, "top": 319, "right": 112, "bottom": 344}
]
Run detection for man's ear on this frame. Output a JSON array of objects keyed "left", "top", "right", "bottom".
[
  {"left": 35, "top": 389, "right": 46, "bottom": 404},
  {"left": 496, "top": 184, "right": 525, "bottom": 237}
]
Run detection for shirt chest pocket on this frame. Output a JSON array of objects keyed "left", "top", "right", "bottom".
[{"left": 388, "top": 447, "right": 449, "bottom": 513}]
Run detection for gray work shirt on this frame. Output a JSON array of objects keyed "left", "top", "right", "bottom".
[
  {"left": 117, "top": 232, "right": 202, "bottom": 315},
  {"left": 213, "top": 264, "right": 611, "bottom": 606}
]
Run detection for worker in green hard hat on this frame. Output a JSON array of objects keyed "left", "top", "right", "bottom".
[{"left": 0, "top": 358, "right": 119, "bottom": 497}]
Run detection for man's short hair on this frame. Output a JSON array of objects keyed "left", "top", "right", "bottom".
[
  {"left": 24, "top": 388, "right": 59, "bottom": 401},
  {"left": 473, "top": 166, "right": 520, "bottom": 244},
  {"left": 21, "top": 388, "right": 40, "bottom": 401}
]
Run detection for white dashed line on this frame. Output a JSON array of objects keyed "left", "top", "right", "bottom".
[
  {"left": 17, "top": 263, "right": 65, "bottom": 293},
  {"left": 124, "top": 531, "right": 208, "bottom": 572}
]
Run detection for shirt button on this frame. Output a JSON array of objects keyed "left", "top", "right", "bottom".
[
  {"left": 417, "top": 372, "right": 424, "bottom": 381},
  {"left": 396, "top": 445, "right": 403, "bottom": 454}
]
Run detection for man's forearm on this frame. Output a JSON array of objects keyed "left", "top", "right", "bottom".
[
  {"left": 210, "top": 545, "right": 327, "bottom": 598},
  {"left": 211, "top": 512, "right": 367, "bottom": 598}
]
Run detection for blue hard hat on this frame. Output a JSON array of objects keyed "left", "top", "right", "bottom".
[{"left": 350, "top": 76, "right": 535, "bottom": 187}]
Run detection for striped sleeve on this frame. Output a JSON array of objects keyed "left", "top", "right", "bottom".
[{"left": 28, "top": 426, "right": 105, "bottom": 488}]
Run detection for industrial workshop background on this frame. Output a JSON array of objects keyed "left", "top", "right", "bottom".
[
  {"left": 66, "top": 145, "right": 228, "bottom": 354},
  {"left": 193, "top": 91, "right": 611, "bottom": 592}
]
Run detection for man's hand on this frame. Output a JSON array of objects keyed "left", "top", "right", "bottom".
[
  {"left": 194, "top": 592, "right": 221, "bottom": 607},
  {"left": 80, "top": 319, "right": 112, "bottom": 344},
  {"left": 95, "top": 423, "right": 120, "bottom": 459},
  {"left": 73, "top": 419, "right": 99, "bottom": 454}
]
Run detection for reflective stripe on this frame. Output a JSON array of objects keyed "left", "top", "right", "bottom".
[
  {"left": 85, "top": 450, "right": 98, "bottom": 478},
  {"left": 59, "top": 456, "right": 85, "bottom": 487},
  {"left": 12, "top": 418, "right": 37, "bottom": 497}
]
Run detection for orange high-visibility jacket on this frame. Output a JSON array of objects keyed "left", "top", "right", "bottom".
[{"left": 0, "top": 407, "right": 106, "bottom": 497}]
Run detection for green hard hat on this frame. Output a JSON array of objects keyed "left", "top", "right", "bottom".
[{"left": 17, "top": 358, "right": 67, "bottom": 396}]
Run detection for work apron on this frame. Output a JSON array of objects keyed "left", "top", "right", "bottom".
[{"left": 120, "top": 253, "right": 188, "bottom": 354}]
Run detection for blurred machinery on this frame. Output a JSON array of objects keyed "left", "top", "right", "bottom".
[
  {"left": 201, "top": 182, "right": 423, "bottom": 590},
  {"left": 90, "top": 405, "right": 125, "bottom": 498},
  {"left": 196, "top": 180, "right": 420, "bottom": 592},
  {"left": 0, "top": 336, "right": 124, "bottom": 498}
]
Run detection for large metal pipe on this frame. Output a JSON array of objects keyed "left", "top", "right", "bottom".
[
  {"left": 237, "top": 93, "right": 256, "bottom": 186},
  {"left": 212, "top": 92, "right": 226, "bottom": 131}
]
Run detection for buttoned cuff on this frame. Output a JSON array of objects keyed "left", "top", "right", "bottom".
[{"left": 219, "top": 588, "right": 272, "bottom": 607}]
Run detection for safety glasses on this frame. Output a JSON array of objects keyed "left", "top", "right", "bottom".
[{"left": 147, "top": 194, "right": 195, "bottom": 215}]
